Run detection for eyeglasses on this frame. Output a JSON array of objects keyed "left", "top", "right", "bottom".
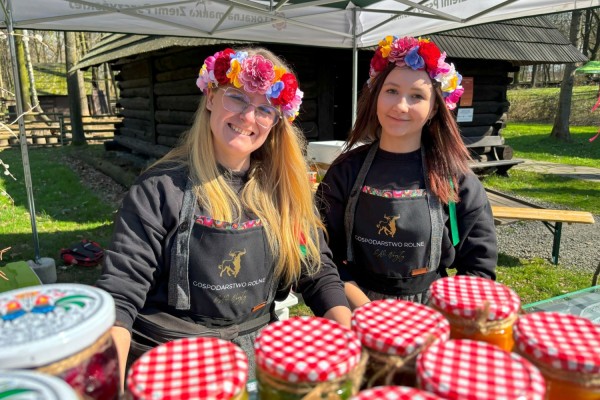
[{"left": 221, "top": 87, "right": 281, "bottom": 129}]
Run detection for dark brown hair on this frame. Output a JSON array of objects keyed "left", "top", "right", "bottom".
[{"left": 346, "top": 64, "right": 471, "bottom": 204}]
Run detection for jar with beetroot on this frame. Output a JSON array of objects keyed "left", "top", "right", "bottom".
[{"left": 0, "top": 284, "right": 119, "bottom": 399}]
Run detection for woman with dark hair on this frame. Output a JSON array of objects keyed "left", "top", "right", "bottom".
[{"left": 317, "top": 36, "right": 497, "bottom": 309}]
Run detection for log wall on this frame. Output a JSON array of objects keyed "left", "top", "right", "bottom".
[{"left": 111, "top": 44, "right": 346, "bottom": 157}]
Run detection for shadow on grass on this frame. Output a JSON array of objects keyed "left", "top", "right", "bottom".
[
  {"left": 1, "top": 147, "right": 116, "bottom": 225},
  {"left": 0, "top": 225, "right": 113, "bottom": 267},
  {"left": 498, "top": 253, "right": 522, "bottom": 268}
]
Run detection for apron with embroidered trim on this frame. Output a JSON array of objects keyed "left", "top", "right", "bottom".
[
  {"left": 130, "top": 178, "right": 278, "bottom": 379},
  {"left": 344, "top": 142, "right": 444, "bottom": 304}
]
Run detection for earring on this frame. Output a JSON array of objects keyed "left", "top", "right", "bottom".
[{"left": 426, "top": 119, "right": 432, "bottom": 126}]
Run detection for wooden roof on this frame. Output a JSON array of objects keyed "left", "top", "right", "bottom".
[
  {"left": 429, "top": 16, "right": 587, "bottom": 65},
  {"left": 75, "top": 16, "right": 586, "bottom": 69}
]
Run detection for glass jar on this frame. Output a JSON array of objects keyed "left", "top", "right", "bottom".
[
  {"left": 417, "top": 339, "right": 546, "bottom": 399},
  {"left": 127, "top": 336, "right": 249, "bottom": 400},
  {"left": 0, "top": 284, "right": 119, "bottom": 399},
  {"left": 514, "top": 312, "right": 600, "bottom": 399},
  {"left": 351, "top": 386, "right": 443, "bottom": 399},
  {"left": 351, "top": 299, "right": 449, "bottom": 388},
  {"left": 429, "top": 275, "right": 521, "bottom": 351},
  {"left": 255, "top": 316, "right": 365, "bottom": 399},
  {"left": 0, "top": 370, "right": 79, "bottom": 400}
]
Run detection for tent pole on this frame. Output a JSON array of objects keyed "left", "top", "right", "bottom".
[
  {"left": 4, "top": 0, "right": 41, "bottom": 262},
  {"left": 351, "top": 7, "right": 358, "bottom": 127}
]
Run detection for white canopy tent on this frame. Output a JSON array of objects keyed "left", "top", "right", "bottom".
[{"left": 1, "top": 0, "right": 598, "bottom": 259}]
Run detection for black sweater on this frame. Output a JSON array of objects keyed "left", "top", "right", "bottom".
[
  {"left": 317, "top": 145, "right": 497, "bottom": 284},
  {"left": 96, "top": 165, "right": 348, "bottom": 332}
]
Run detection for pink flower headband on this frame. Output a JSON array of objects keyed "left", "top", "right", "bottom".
[
  {"left": 369, "top": 36, "right": 464, "bottom": 110},
  {"left": 196, "top": 48, "right": 303, "bottom": 122}
]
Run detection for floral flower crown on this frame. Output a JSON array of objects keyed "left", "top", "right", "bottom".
[
  {"left": 196, "top": 48, "right": 303, "bottom": 122},
  {"left": 369, "top": 36, "right": 464, "bottom": 110}
]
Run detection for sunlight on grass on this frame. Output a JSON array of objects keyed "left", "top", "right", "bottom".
[
  {"left": 483, "top": 169, "right": 600, "bottom": 214},
  {"left": 502, "top": 123, "right": 599, "bottom": 167},
  {"left": 497, "top": 258, "right": 591, "bottom": 305},
  {"left": 0, "top": 147, "right": 115, "bottom": 264}
]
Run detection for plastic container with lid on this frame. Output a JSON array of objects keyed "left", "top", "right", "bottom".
[
  {"left": 417, "top": 339, "right": 546, "bottom": 400},
  {"left": 350, "top": 386, "right": 443, "bottom": 399},
  {"left": 254, "top": 316, "right": 365, "bottom": 399},
  {"left": 0, "top": 370, "right": 79, "bottom": 400},
  {"left": 0, "top": 283, "right": 119, "bottom": 399},
  {"left": 429, "top": 275, "right": 521, "bottom": 351},
  {"left": 514, "top": 312, "right": 600, "bottom": 399},
  {"left": 351, "top": 299, "right": 449, "bottom": 388},
  {"left": 127, "top": 336, "right": 249, "bottom": 400}
]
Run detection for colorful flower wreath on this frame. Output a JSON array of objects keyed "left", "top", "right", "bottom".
[
  {"left": 368, "top": 36, "right": 464, "bottom": 110},
  {"left": 196, "top": 48, "right": 303, "bottom": 122}
]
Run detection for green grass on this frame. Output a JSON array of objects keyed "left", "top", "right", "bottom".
[
  {"left": 483, "top": 169, "right": 600, "bottom": 214},
  {"left": 0, "top": 146, "right": 116, "bottom": 285},
  {"left": 502, "top": 123, "right": 600, "bottom": 167}
]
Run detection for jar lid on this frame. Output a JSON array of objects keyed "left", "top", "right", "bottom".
[
  {"left": 429, "top": 276, "right": 520, "bottom": 320},
  {"left": 514, "top": 312, "right": 600, "bottom": 373},
  {"left": 352, "top": 299, "right": 449, "bottom": 356},
  {"left": 417, "top": 339, "right": 546, "bottom": 400},
  {"left": 0, "top": 284, "right": 115, "bottom": 368},
  {"left": 255, "top": 316, "right": 362, "bottom": 383},
  {"left": 351, "top": 386, "right": 443, "bottom": 399},
  {"left": 0, "top": 370, "right": 79, "bottom": 400},
  {"left": 127, "top": 337, "right": 248, "bottom": 400}
]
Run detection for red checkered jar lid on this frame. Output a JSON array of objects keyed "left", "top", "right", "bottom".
[
  {"left": 417, "top": 339, "right": 546, "bottom": 400},
  {"left": 352, "top": 299, "right": 450, "bottom": 357},
  {"left": 127, "top": 337, "right": 248, "bottom": 400},
  {"left": 255, "top": 316, "right": 362, "bottom": 383},
  {"left": 351, "top": 386, "right": 443, "bottom": 399},
  {"left": 514, "top": 312, "right": 600, "bottom": 374},
  {"left": 429, "top": 276, "right": 520, "bottom": 320}
]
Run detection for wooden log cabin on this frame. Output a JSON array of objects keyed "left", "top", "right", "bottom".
[{"left": 75, "top": 16, "right": 586, "bottom": 176}]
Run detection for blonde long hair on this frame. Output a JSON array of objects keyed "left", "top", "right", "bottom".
[{"left": 156, "top": 47, "right": 324, "bottom": 287}]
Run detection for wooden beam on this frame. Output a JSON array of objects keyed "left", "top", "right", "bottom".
[{"left": 491, "top": 206, "right": 595, "bottom": 225}]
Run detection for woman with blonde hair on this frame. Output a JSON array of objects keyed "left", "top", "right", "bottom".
[
  {"left": 318, "top": 36, "right": 497, "bottom": 310},
  {"left": 97, "top": 46, "right": 351, "bottom": 382}
]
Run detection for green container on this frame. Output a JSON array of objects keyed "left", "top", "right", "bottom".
[{"left": 0, "top": 261, "right": 41, "bottom": 293}]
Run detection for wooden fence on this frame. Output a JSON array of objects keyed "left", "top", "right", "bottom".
[{"left": 0, "top": 113, "right": 121, "bottom": 148}]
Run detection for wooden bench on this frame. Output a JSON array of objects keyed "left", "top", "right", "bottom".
[
  {"left": 463, "top": 135, "right": 524, "bottom": 176},
  {"left": 491, "top": 205, "right": 595, "bottom": 265}
]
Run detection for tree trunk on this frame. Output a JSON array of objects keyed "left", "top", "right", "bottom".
[
  {"left": 15, "top": 31, "right": 34, "bottom": 120},
  {"left": 22, "top": 30, "right": 51, "bottom": 123},
  {"left": 531, "top": 65, "right": 538, "bottom": 87},
  {"left": 65, "top": 32, "right": 86, "bottom": 146},
  {"left": 550, "top": 10, "right": 582, "bottom": 142}
]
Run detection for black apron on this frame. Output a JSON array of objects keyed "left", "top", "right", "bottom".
[
  {"left": 130, "top": 178, "right": 278, "bottom": 378},
  {"left": 344, "top": 142, "right": 444, "bottom": 303}
]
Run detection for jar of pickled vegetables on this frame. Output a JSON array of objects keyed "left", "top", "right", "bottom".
[
  {"left": 417, "top": 339, "right": 546, "bottom": 399},
  {"left": 0, "top": 370, "right": 79, "bottom": 400},
  {"left": 352, "top": 299, "right": 449, "bottom": 388},
  {"left": 0, "top": 284, "right": 119, "bottom": 399},
  {"left": 127, "top": 336, "right": 249, "bottom": 400},
  {"left": 350, "top": 385, "right": 443, "bottom": 399},
  {"left": 514, "top": 312, "right": 600, "bottom": 400},
  {"left": 254, "top": 316, "right": 365, "bottom": 399},
  {"left": 429, "top": 275, "right": 520, "bottom": 351}
]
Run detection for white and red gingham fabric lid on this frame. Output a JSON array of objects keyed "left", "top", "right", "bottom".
[
  {"left": 417, "top": 339, "right": 546, "bottom": 400},
  {"left": 352, "top": 299, "right": 450, "bottom": 357},
  {"left": 514, "top": 312, "right": 600, "bottom": 374},
  {"left": 429, "top": 276, "right": 520, "bottom": 320},
  {"left": 351, "top": 386, "right": 443, "bottom": 399},
  {"left": 127, "top": 337, "right": 248, "bottom": 400},
  {"left": 255, "top": 316, "right": 362, "bottom": 383}
]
